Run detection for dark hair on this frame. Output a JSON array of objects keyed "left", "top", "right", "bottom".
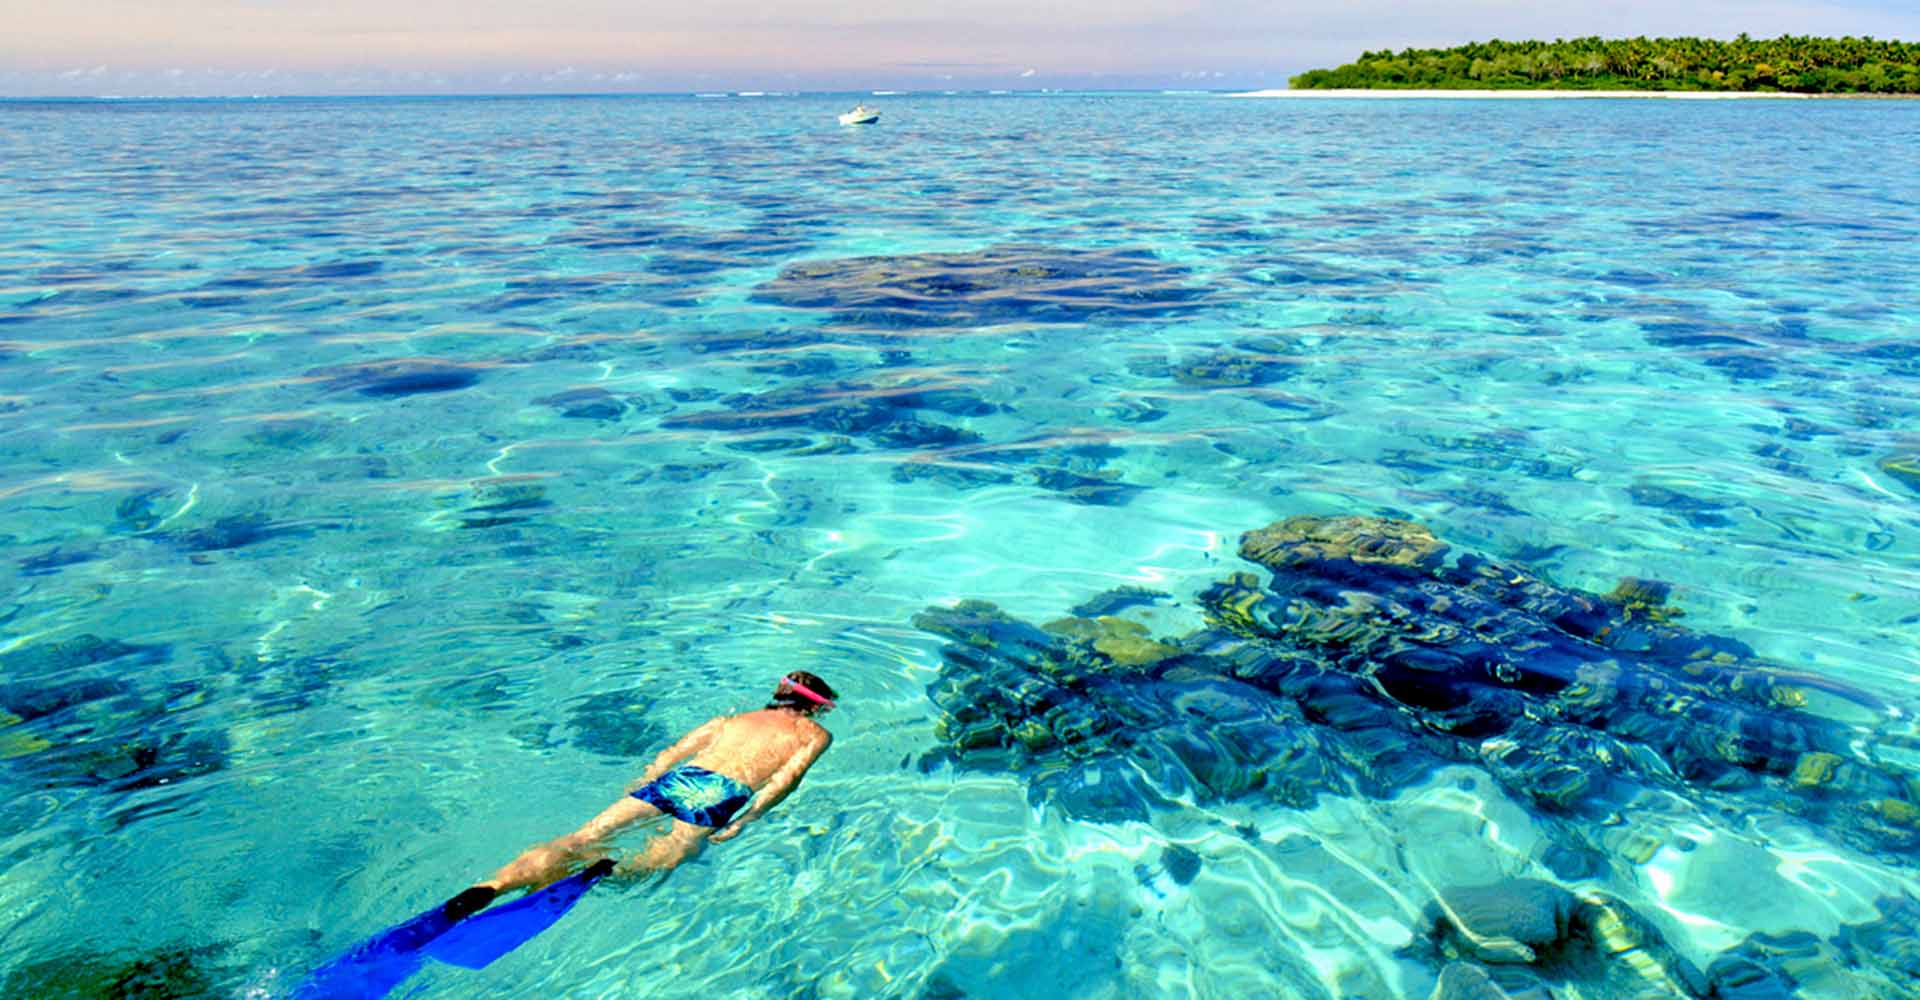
[{"left": 766, "top": 670, "right": 838, "bottom": 715}]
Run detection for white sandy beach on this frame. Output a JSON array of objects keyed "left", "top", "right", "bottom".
[{"left": 1230, "top": 88, "right": 1813, "bottom": 100}]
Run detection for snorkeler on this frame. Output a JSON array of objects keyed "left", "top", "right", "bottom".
[
  {"left": 291, "top": 674, "right": 837, "bottom": 997},
  {"left": 445, "top": 670, "right": 838, "bottom": 916}
]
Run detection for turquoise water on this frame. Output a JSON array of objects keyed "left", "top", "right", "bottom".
[{"left": 1, "top": 92, "right": 1918, "bottom": 998}]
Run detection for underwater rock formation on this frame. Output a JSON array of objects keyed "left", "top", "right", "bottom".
[
  {"left": 916, "top": 515, "right": 1916, "bottom": 852},
  {"left": 752, "top": 246, "right": 1209, "bottom": 328}
]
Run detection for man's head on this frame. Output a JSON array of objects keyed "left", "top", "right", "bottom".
[{"left": 767, "top": 671, "right": 838, "bottom": 716}]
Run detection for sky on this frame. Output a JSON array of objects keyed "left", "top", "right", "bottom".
[{"left": 2, "top": 0, "right": 1917, "bottom": 97}]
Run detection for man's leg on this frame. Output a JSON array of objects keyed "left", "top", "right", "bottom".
[
  {"left": 615, "top": 821, "right": 714, "bottom": 879},
  {"left": 482, "top": 796, "right": 664, "bottom": 893}
]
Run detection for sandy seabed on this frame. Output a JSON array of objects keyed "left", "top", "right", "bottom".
[{"left": 1229, "top": 88, "right": 1814, "bottom": 100}]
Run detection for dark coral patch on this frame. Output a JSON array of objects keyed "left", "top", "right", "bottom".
[
  {"left": 307, "top": 357, "right": 483, "bottom": 397},
  {"left": 535, "top": 386, "right": 626, "bottom": 421},
  {"left": 1879, "top": 452, "right": 1920, "bottom": 496},
  {"left": 1, "top": 942, "right": 233, "bottom": 1000},
  {"left": 753, "top": 245, "right": 1209, "bottom": 328},
  {"left": 1130, "top": 350, "right": 1295, "bottom": 388},
  {"left": 165, "top": 512, "right": 315, "bottom": 552},
  {"left": 566, "top": 688, "right": 668, "bottom": 758}
]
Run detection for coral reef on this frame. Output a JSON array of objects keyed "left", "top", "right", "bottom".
[
  {"left": 752, "top": 246, "right": 1209, "bottom": 328},
  {"left": 0, "top": 637, "right": 228, "bottom": 795},
  {"left": 916, "top": 512, "right": 1915, "bottom": 841},
  {"left": 1204, "top": 516, "right": 1906, "bottom": 836},
  {"left": 914, "top": 513, "right": 1920, "bottom": 997}
]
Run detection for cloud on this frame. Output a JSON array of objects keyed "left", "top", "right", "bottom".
[{"left": 3, "top": 0, "right": 1917, "bottom": 95}]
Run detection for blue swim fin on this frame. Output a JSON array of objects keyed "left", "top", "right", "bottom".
[
  {"left": 423, "top": 859, "right": 613, "bottom": 970},
  {"left": 289, "top": 892, "right": 476, "bottom": 1000}
]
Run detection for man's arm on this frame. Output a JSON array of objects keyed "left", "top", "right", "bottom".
[
  {"left": 710, "top": 730, "right": 830, "bottom": 843},
  {"left": 626, "top": 716, "right": 727, "bottom": 792}
]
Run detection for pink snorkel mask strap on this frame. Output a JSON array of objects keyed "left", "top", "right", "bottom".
[{"left": 778, "top": 674, "right": 836, "bottom": 710}]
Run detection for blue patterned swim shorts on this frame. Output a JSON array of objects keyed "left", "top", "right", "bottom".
[{"left": 630, "top": 764, "right": 753, "bottom": 828}]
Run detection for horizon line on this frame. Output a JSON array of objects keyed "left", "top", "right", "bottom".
[{"left": 0, "top": 87, "right": 1248, "bottom": 102}]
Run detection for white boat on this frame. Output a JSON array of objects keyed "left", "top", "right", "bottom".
[{"left": 838, "top": 104, "right": 880, "bottom": 125}]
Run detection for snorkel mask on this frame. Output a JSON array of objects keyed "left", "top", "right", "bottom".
[{"left": 777, "top": 674, "right": 836, "bottom": 711}]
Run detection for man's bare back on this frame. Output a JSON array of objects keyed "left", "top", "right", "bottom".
[
  {"left": 675, "top": 708, "right": 831, "bottom": 797},
  {"left": 471, "top": 672, "right": 837, "bottom": 898}
]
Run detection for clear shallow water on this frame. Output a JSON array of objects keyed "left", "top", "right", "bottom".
[{"left": 0, "top": 93, "right": 1917, "bottom": 998}]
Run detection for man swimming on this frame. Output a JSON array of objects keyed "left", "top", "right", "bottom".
[{"left": 443, "top": 671, "right": 837, "bottom": 918}]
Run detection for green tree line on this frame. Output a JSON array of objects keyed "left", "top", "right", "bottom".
[{"left": 1290, "top": 35, "right": 1920, "bottom": 93}]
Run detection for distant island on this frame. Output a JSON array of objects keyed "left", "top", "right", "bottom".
[{"left": 1290, "top": 35, "right": 1920, "bottom": 94}]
